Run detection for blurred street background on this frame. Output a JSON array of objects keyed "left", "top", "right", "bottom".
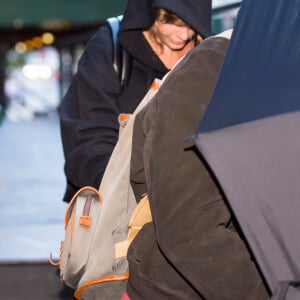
[
  {"left": 0, "top": 111, "right": 66, "bottom": 261},
  {"left": 0, "top": 0, "right": 241, "bottom": 299}
]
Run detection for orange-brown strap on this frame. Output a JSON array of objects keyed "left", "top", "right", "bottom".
[
  {"left": 118, "top": 113, "right": 132, "bottom": 127},
  {"left": 64, "top": 186, "right": 102, "bottom": 228},
  {"left": 49, "top": 241, "right": 64, "bottom": 267},
  {"left": 79, "top": 216, "right": 91, "bottom": 227},
  {"left": 74, "top": 272, "right": 129, "bottom": 300},
  {"left": 49, "top": 252, "right": 60, "bottom": 266},
  {"left": 150, "top": 78, "right": 160, "bottom": 90}
]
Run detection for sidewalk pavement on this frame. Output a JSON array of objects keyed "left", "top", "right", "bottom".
[{"left": 0, "top": 111, "right": 67, "bottom": 262}]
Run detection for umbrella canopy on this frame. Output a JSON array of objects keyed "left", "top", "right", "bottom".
[{"left": 194, "top": 0, "right": 300, "bottom": 298}]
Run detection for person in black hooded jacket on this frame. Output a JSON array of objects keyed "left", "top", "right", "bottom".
[{"left": 59, "top": 0, "right": 212, "bottom": 202}]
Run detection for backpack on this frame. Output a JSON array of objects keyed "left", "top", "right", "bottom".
[
  {"left": 50, "top": 71, "right": 160, "bottom": 299},
  {"left": 107, "top": 15, "right": 131, "bottom": 87}
]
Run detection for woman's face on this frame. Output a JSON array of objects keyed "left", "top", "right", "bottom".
[{"left": 154, "top": 21, "right": 195, "bottom": 50}]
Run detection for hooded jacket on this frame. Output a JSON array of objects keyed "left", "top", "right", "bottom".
[
  {"left": 128, "top": 33, "right": 269, "bottom": 299},
  {"left": 59, "top": 0, "right": 212, "bottom": 202}
]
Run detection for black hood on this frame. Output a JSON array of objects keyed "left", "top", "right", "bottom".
[
  {"left": 118, "top": 0, "right": 212, "bottom": 72},
  {"left": 119, "top": 0, "right": 212, "bottom": 38}
]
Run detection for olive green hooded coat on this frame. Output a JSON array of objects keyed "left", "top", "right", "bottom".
[{"left": 128, "top": 33, "right": 269, "bottom": 299}]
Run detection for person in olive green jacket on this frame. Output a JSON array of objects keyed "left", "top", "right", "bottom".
[{"left": 128, "top": 30, "right": 270, "bottom": 299}]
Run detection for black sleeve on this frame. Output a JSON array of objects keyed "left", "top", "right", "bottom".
[
  {"left": 130, "top": 112, "right": 147, "bottom": 201},
  {"left": 130, "top": 96, "right": 158, "bottom": 202},
  {"left": 59, "top": 25, "right": 122, "bottom": 202}
]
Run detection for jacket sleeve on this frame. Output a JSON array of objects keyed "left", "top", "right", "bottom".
[
  {"left": 59, "top": 25, "right": 122, "bottom": 202},
  {"left": 130, "top": 113, "right": 147, "bottom": 201},
  {"left": 144, "top": 40, "right": 268, "bottom": 299}
]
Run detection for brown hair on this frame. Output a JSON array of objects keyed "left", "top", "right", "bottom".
[{"left": 150, "top": 8, "right": 203, "bottom": 46}]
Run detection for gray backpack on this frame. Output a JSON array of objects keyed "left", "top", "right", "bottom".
[{"left": 50, "top": 79, "right": 159, "bottom": 299}]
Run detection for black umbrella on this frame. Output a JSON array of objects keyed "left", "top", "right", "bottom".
[{"left": 194, "top": 0, "right": 300, "bottom": 299}]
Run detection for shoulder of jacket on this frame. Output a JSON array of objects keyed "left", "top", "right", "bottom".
[
  {"left": 198, "top": 31, "right": 232, "bottom": 55},
  {"left": 214, "top": 29, "right": 233, "bottom": 40}
]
